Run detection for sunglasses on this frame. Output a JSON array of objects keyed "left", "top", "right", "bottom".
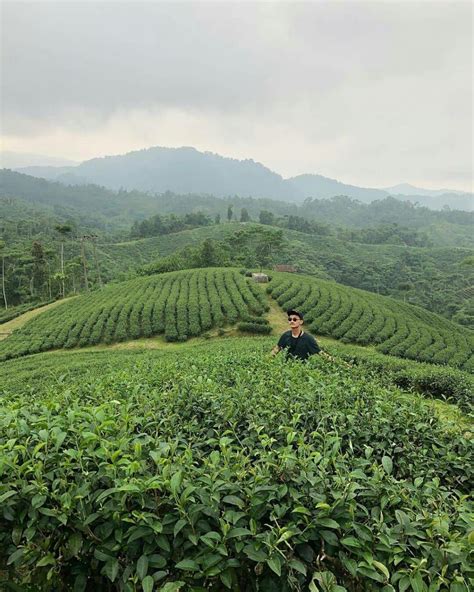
[{"left": 288, "top": 317, "right": 300, "bottom": 322}]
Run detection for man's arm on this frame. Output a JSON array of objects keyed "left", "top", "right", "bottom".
[
  {"left": 307, "top": 334, "right": 321, "bottom": 356},
  {"left": 271, "top": 345, "right": 282, "bottom": 356},
  {"left": 272, "top": 333, "right": 287, "bottom": 356}
]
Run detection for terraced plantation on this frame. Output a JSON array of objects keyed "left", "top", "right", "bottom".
[
  {"left": 0, "top": 269, "right": 268, "bottom": 361},
  {"left": 268, "top": 273, "right": 474, "bottom": 372},
  {"left": 1, "top": 269, "right": 473, "bottom": 372}
]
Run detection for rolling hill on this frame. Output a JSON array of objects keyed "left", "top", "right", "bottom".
[
  {"left": 95, "top": 223, "right": 473, "bottom": 324},
  {"left": 1, "top": 268, "right": 471, "bottom": 372},
  {"left": 13, "top": 145, "right": 473, "bottom": 209}
]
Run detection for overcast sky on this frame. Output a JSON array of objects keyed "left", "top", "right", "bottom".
[{"left": 1, "top": 1, "right": 472, "bottom": 191}]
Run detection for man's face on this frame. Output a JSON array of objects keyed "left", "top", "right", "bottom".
[{"left": 288, "top": 315, "right": 303, "bottom": 329}]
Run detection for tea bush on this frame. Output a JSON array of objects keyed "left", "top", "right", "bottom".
[
  {"left": 0, "top": 300, "right": 53, "bottom": 325},
  {"left": 323, "top": 343, "right": 473, "bottom": 412},
  {"left": 0, "top": 269, "right": 268, "bottom": 361},
  {"left": 267, "top": 273, "right": 473, "bottom": 371},
  {"left": 0, "top": 341, "right": 472, "bottom": 591},
  {"left": 237, "top": 321, "right": 272, "bottom": 334}
]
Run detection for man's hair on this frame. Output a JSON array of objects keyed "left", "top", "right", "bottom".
[{"left": 287, "top": 309, "right": 304, "bottom": 320}]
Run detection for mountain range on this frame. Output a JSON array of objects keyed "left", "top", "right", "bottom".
[{"left": 5, "top": 146, "right": 472, "bottom": 210}]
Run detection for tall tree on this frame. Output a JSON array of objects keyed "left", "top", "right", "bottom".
[
  {"left": 0, "top": 240, "right": 7, "bottom": 309},
  {"left": 259, "top": 210, "right": 275, "bottom": 226},
  {"left": 55, "top": 224, "right": 72, "bottom": 298},
  {"left": 227, "top": 205, "right": 233, "bottom": 222},
  {"left": 31, "top": 241, "right": 47, "bottom": 297},
  {"left": 200, "top": 238, "right": 219, "bottom": 267},
  {"left": 255, "top": 229, "right": 284, "bottom": 271},
  {"left": 240, "top": 208, "right": 250, "bottom": 222},
  {"left": 89, "top": 235, "right": 103, "bottom": 289},
  {"left": 79, "top": 236, "right": 90, "bottom": 292}
]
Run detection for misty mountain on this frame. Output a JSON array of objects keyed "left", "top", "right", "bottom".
[
  {"left": 19, "top": 147, "right": 295, "bottom": 201},
  {"left": 288, "top": 174, "right": 387, "bottom": 201},
  {"left": 2, "top": 170, "right": 472, "bottom": 238},
  {"left": 15, "top": 145, "right": 472, "bottom": 209},
  {"left": 0, "top": 151, "right": 78, "bottom": 169},
  {"left": 391, "top": 192, "right": 473, "bottom": 211},
  {"left": 383, "top": 183, "right": 468, "bottom": 197}
]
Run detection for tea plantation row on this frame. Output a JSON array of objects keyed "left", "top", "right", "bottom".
[
  {"left": 0, "top": 269, "right": 268, "bottom": 361},
  {"left": 268, "top": 274, "right": 474, "bottom": 372},
  {"left": 0, "top": 340, "right": 472, "bottom": 591}
]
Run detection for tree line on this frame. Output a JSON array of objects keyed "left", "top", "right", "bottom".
[{"left": 0, "top": 226, "right": 103, "bottom": 310}]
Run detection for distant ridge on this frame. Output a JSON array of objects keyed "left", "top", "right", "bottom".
[
  {"left": 14, "top": 145, "right": 473, "bottom": 209},
  {"left": 383, "top": 183, "right": 469, "bottom": 197},
  {"left": 0, "top": 151, "right": 78, "bottom": 169}
]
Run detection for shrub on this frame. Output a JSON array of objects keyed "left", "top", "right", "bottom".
[{"left": 238, "top": 321, "right": 272, "bottom": 334}]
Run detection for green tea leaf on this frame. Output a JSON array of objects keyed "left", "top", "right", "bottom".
[
  {"left": 222, "top": 495, "right": 245, "bottom": 508},
  {"left": 174, "top": 519, "right": 187, "bottom": 537},
  {"left": 170, "top": 471, "right": 183, "bottom": 495},
  {"left": 227, "top": 527, "right": 252, "bottom": 538},
  {"left": 142, "top": 575, "right": 154, "bottom": 592},
  {"left": 0, "top": 491, "right": 16, "bottom": 504},
  {"left": 7, "top": 548, "right": 24, "bottom": 565},
  {"left": 73, "top": 573, "right": 87, "bottom": 592},
  {"left": 175, "top": 558, "right": 199, "bottom": 571},
  {"left": 267, "top": 556, "right": 282, "bottom": 576},
  {"left": 159, "top": 583, "right": 185, "bottom": 592},
  {"left": 289, "top": 558, "right": 307, "bottom": 575},
  {"left": 341, "top": 536, "right": 361, "bottom": 549},
  {"left": 410, "top": 573, "right": 424, "bottom": 592},
  {"left": 317, "top": 517, "right": 339, "bottom": 529},
  {"left": 137, "top": 554, "right": 149, "bottom": 580},
  {"left": 104, "top": 558, "right": 119, "bottom": 582},
  {"left": 373, "top": 560, "right": 390, "bottom": 580},
  {"left": 382, "top": 456, "right": 393, "bottom": 475},
  {"left": 36, "top": 554, "right": 56, "bottom": 567}
]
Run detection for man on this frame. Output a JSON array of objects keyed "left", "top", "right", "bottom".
[{"left": 271, "top": 309, "right": 321, "bottom": 361}]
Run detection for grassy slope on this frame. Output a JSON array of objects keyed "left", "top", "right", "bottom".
[
  {"left": 99, "top": 222, "right": 473, "bottom": 272},
  {"left": 0, "top": 298, "right": 75, "bottom": 340}
]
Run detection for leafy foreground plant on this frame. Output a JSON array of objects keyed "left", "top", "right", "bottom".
[{"left": 0, "top": 342, "right": 472, "bottom": 591}]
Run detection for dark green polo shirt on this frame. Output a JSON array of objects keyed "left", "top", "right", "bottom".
[{"left": 277, "top": 330, "right": 321, "bottom": 361}]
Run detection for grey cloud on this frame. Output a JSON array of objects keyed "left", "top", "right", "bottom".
[
  {"left": 1, "top": 1, "right": 472, "bottom": 190},
  {"left": 3, "top": 2, "right": 471, "bottom": 127}
]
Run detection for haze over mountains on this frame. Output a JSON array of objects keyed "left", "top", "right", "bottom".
[{"left": 6, "top": 146, "right": 473, "bottom": 210}]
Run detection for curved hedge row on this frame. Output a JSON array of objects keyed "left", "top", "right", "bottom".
[
  {"left": 0, "top": 269, "right": 269, "bottom": 360},
  {"left": 268, "top": 273, "right": 474, "bottom": 371}
]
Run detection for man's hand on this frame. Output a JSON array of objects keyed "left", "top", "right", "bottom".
[
  {"left": 271, "top": 345, "right": 281, "bottom": 356},
  {"left": 320, "top": 350, "right": 352, "bottom": 367}
]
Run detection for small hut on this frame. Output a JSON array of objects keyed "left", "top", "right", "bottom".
[{"left": 251, "top": 273, "right": 269, "bottom": 283}]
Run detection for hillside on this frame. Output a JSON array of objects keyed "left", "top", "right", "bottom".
[
  {"left": 1, "top": 171, "right": 472, "bottom": 324},
  {"left": 1, "top": 268, "right": 471, "bottom": 372},
  {"left": 13, "top": 145, "right": 472, "bottom": 208},
  {"left": 97, "top": 223, "right": 474, "bottom": 324},
  {"left": 2, "top": 169, "right": 472, "bottom": 234},
  {"left": 17, "top": 146, "right": 296, "bottom": 202},
  {"left": 0, "top": 269, "right": 269, "bottom": 360}
]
